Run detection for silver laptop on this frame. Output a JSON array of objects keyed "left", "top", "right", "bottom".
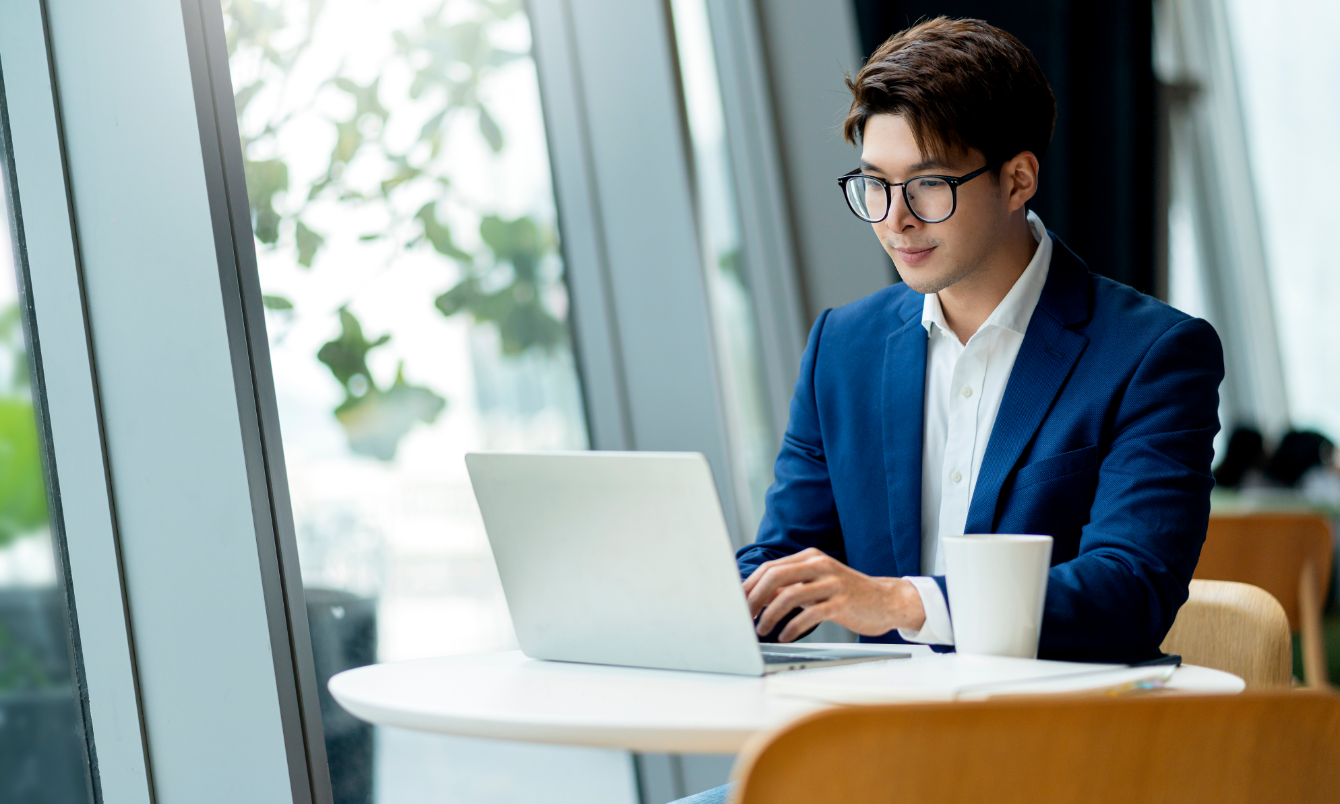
[{"left": 465, "top": 451, "right": 909, "bottom": 675}]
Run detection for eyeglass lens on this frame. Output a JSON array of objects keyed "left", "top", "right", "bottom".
[{"left": 844, "top": 176, "right": 955, "bottom": 223}]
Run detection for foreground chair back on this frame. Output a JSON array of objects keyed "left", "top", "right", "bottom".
[
  {"left": 1160, "top": 579, "right": 1292, "bottom": 688},
  {"left": 731, "top": 693, "right": 1340, "bottom": 804},
  {"left": 1195, "top": 512, "right": 1333, "bottom": 686}
]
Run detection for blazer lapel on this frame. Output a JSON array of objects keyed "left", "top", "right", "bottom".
[
  {"left": 882, "top": 293, "right": 928, "bottom": 577},
  {"left": 964, "top": 238, "right": 1092, "bottom": 535}
]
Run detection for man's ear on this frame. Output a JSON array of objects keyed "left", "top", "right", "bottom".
[{"left": 1003, "top": 151, "right": 1040, "bottom": 212}]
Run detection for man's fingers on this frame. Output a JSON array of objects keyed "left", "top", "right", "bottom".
[
  {"left": 746, "top": 560, "right": 827, "bottom": 617},
  {"left": 778, "top": 603, "right": 833, "bottom": 643},
  {"left": 755, "top": 578, "right": 838, "bottom": 635},
  {"left": 743, "top": 549, "right": 823, "bottom": 594}
]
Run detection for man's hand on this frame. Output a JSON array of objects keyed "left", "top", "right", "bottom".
[{"left": 743, "top": 548, "right": 926, "bottom": 642}]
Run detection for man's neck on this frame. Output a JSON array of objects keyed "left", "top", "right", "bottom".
[{"left": 938, "top": 214, "right": 1040, "bottom": 344}]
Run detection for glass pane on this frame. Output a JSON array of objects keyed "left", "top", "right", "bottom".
[
  {"left": 668, "top": 0, "right": 776, "bottom": 530},
  {"left": 0, "top": 92, "right": 93, "bottom": 804},
  {"left": 223, "top": 1, "right": 590, "bottom": 801},
  {"left": 1226, "top": 0, "right": 1340, "bottom": 444}
]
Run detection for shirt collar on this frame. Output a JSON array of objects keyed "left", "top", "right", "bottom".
[{"left": 921, "top": 211, "right": 1053, "bottom": 340}]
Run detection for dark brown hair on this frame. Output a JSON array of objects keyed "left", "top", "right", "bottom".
[{"left": 843, "top": 17, "right": 1056, "bottom": 167}]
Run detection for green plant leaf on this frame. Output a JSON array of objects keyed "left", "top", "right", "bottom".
[
  {"left": 415, "top": 202, "right": 472, "bottom": 263},
  {"left": 330, "top": 119, "right": 363, "bottom": 167},
  {"left": 0, "top": 398, "right": 49, "bottom": 548},
  {"left": 480, "top": 214, "right": 546, "bottom": 281},
  {"left": 317, "top": 307, "right": 388, "bottom": 388},
  {"left": 295, "top": 220, "right": 324, "bottom": 267},
  {"left": 244, "top": 157, "right": 289, "bottom": 244},
  {"left": 478, "top": 105, "right": 504, "bottom": 152},
  {"left": 334, "top": 364, "right": 445, "bottom": 461},
  {"left": 432, "top": 215, "right": 565, "bottom": 354},
  {"left": 261, "top": 294, "right": 294, "bottom": 311}
]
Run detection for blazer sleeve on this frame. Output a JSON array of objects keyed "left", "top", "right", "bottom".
[
  {"left": 736, "top": 309, "right": 848, "bottom": 580},
  {"left": 1038, "top": 316, "right": 1224, "bottom": 661}
]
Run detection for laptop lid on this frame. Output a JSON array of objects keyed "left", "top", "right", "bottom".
[{"left": 465, "top": 451, "right": 766, "bottom": 675}]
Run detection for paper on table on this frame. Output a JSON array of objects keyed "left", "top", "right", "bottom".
[{"left": 766, "top": 653, "right": 1174, "bottom": 703}]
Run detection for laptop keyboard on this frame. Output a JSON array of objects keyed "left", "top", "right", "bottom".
[
  {"left": 761, "top": 647, "right": 911, "bottom": 666},
  {"left": 761, "top": 651, "right": 849, "bottom": 664}
]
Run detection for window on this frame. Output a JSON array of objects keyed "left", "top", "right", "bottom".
[
  {"left": 0, "top": 91, "right": 93, "bottom": 804},
  {"left": 1225, "top": 0, "right": 1340, "bottom": 442},
  {"left": 224, "top": 0, "right": 589, "bottom": 799},
  {"left": 668, "top": 0, "right": 776, "bottom": 530}
]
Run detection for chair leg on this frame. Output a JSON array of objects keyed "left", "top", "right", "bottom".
[{"left": 1299, "top": 560, "right": 1329, "bottom": 689}]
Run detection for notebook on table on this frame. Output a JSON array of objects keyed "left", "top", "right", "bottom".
[{"left": 766, "top": 653, "right": 1177, "bottom": 703}]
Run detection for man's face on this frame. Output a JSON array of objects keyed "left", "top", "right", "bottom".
[{"left": 859, "top": 114, "right": 1015, "bottom": 295}]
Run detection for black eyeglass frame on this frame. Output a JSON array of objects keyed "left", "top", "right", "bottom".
[{"left": 836, "top": 156, "right": 1013, "bottom": 224}]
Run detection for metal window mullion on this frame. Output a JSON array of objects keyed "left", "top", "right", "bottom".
[
  {"left": 528, "top": 0, "right": 636, "bottom": 451},
  {"left": 177, "top": 1, "right": 331, "bottom": 802},
  {"left": 702, "top": 0, "right": 807, "bottom": 437},
  {"left": 40, "top": 0, "right": 317, "bottom": 799},
  {"left": 0, "top": 1, "right": 154, "bottom": 802},
  {"left": 530, "top": 0, "right": 745, "bottom": 543}
]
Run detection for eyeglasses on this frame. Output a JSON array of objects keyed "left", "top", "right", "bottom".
[{"left": 836, "top": 157, "right": 1010, "bottom": 224}]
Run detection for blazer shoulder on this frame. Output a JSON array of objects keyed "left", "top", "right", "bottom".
[
  {"left": 1088, "top": 272, "right": 1199, "bottom": 335},
  {"left": 1082, "top": 274, "right": 1222, "bottom": 376},
  {"left": 821, "top": 281, "right": 920, "bottom": 339}
]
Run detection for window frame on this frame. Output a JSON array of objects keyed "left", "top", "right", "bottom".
[
  {"left": 0, "top": 1, "right": 153, "bottom": 800},
  {"left": 3, "top": 0, "right": 836, "bottom": 800}
]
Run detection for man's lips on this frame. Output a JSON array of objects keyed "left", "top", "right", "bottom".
[{"left": 894, "top": 245, "right": 936, "bottom": 267}]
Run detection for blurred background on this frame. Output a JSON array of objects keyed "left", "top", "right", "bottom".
[{"left": 2, "top": 0, "right": 1337, "bottom": 802}]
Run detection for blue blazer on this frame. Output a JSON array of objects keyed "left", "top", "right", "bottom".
[{"left": 737, "top": 237, "right": 1224, "bottom": 663}]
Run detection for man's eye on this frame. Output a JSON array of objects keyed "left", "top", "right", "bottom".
[{"left": 919, "top": 179, "right": 945, "bottom": 188}]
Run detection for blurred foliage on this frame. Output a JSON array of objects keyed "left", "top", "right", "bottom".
[
  {"left": 0, "top": 304, "right": 48, "bottom": 550},
  {"left": 225, "top": 0, "right": 570, "bottom": 460},
  {"left": 0, "top": 399, "right": 47, "bottom": 549},
  {"left": 0, "top": 622, "right": 51, "bottom": 692},
  {"left": 436, "top": 215, "right": 565, "bottom": 354},
  {"left": 0, "top": 305, "right": 28, "bottom": 393},
  {"left": 317, "top": 310, "right": 445, "bottom": 460}
]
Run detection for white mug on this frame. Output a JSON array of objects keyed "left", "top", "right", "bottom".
[{"left": 942, "top": 534, "right": 1053, "bottom": 658}]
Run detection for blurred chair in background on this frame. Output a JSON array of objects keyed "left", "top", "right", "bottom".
[
  {"left": 729, "top": 693, "right": 1340, "bottom": 803},
  {"left": 1264, "top": 431, "right": 1336, "bottom": 488},
  {"left": 1161, "top": 579, "right": 1291, "bottom": 688},
  {"left": 1212, "top": 426, "right": 1267, "bottom": 489},
  {"left": 1195, "top": 513, "right": 1333, "bottom": 687}
]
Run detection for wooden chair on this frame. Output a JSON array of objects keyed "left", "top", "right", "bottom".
[
  {"left": 730, "top": 693, "right": 1340, "bottom": 804},
  {"left": 1194, "top": 513, "right": 1334, "bottom": 686},
  {"left": 1160, "top": 579, "right": 1292, "bottom": 688}
]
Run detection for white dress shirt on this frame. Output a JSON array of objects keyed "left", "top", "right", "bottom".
[{"left": 898, "top": 211, "right": 1053, "bottom": 645}]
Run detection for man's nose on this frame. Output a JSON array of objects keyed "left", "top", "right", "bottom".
[{"left": 885, "top": 186, "right": 920, "bottom": 233}]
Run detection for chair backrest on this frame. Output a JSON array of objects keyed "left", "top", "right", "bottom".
[
  {"left": 1195, "top": 512, "right": 1333, "bottom": 630},
  {"left": 1160, "top": 579, "right": 1292, "bottom": 688},
  {"left": 731, "top": 693, "right": 1340, "bottom": 804}
]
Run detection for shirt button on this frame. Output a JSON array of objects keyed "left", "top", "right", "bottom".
[
  {"left": 951, "top": 470, "right": 963, "bottom": 483},
  {"left": 960, "top": 386, "right": 973, "bottom": 398}
]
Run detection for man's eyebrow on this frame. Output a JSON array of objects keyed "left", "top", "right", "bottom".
[{"left": 859, "top": 157, "right": 945, "bottom": 175}]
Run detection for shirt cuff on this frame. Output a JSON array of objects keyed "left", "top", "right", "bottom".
[{"left": 897, "top": 576, "right": 955, "bottom": 645}]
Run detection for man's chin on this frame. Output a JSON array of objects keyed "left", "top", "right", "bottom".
[{"left": 896, "top": 264, "right": 952, "bottom": 296}]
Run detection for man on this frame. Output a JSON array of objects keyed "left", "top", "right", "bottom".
[
  {"left": 739, "top": 16, "right": 1221, "bottom": 664},
  {"left": 676, "top": 16, "right": 1221, "bottom": 804}
]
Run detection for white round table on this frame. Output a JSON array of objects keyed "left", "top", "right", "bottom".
[{"left": 328, "top": 646, "right": 1245, "bottom": 754}]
